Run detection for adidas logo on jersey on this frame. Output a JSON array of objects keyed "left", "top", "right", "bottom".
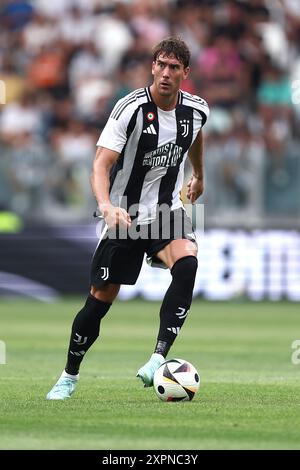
[{"left": 143, "top": 124, "right": 157, "bottom": 135}]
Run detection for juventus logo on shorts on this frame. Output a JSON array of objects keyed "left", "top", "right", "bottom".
[
  {"left": 179, "top": 119, "right": 190, "bottom": 137},
  {"left": 100, "top": 267, "right": 109, "bottom": 280}
]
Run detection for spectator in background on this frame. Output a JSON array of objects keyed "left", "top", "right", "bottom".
[
  {"left": 0, "top": 90, "right": 42, "bottom": 142},
  {"left": 264, "top": 126, "right": 300, "bottom": 215},
  {"left": 7, "top": 132, "right": 51, "bottom": 215},
  {"left": 27, "top": 42, "right": 69, "bottom": 99},
  {"left": 197, "top": 32, "right": 244, "bottom": 109},
  {"left": 2, "top": 0, "right": 33, "bottom": 31},
  {"left": 0, "top": 56, "right": 26, "bottom": 103},
  {"left": 257, "top": 59, "right": 293, "bottom": 129},
  {"left": 22, "top": 12, "right": 58, "bottom": 55},
  {"left": 93, "top": 4, "right": 134, "bottom": 74},
  {"left": 112, "top": 57, "right": 152, "bottom": 105},
  {"left": 130, "top": 0, "right": 170, "bottom": 45},
  {"left": 49, "top": 120, "right": 95, "bottom": 210},
  {"left": 59, "top": 5, "right": 95, "bottom": 46}
]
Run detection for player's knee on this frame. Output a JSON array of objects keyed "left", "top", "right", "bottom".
[
  {"left": 84, "top": 293, "right": 112, "bottom": 319},
  {"left": 171, "top": 256, "right": 198, "bottom": 287},
  {"left": 90, "top": 284, "right": 120, "bottom": 303}
]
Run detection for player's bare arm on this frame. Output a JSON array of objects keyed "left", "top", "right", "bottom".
[
  {"left": 90, "top": 146, "right": 131, "bottom": 229},
  {"left": 187, "top": 129, "right": 204, "bottom": 204}
]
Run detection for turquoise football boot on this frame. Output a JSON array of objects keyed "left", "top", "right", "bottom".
[
  {"left": 136, "top": 353, "right": 165, "bottom": 387},
  {"left": 46, "top": 375, "right": 78, "bottom": 400}
]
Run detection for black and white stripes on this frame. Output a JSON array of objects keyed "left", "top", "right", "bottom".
[
  {"left": 181, "top": 91, "right": 209, "bottom": 126},
  {"left": 97, "top": 87, "right": 209, "bottom": 224},
  {"left": 111, "top": 88, "right": 148, "bottom": 120}
]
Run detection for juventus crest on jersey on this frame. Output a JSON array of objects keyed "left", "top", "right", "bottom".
[{"left": 97, "top": 87, "right": 209, "bottom": 224}]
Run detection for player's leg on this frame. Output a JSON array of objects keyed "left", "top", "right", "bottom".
[
  {"left": 137, "top": 239, "right": 197, "bottom": 386},
  {"left": 46, "top": 284, "right": 120, "bottom": 400},
  {"left": 64, "top": 284, "right": 120, "bottom": 375},
  {"left": 154, "top": 239, "right": 198, "bottom": 353},
  {"left": 46, "top": 232, "right": 145, "bottom": 399}
]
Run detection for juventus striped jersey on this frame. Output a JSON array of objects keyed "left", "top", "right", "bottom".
[{"left": 97, "top": 86, "right": 209, "bottom": 224}]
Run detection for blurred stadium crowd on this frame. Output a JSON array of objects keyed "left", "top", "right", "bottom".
[{"left": 0, "top": 0, "right": 300, "bottom": 226}]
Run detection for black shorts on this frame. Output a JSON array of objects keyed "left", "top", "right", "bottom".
[{"left": 90, "top": 207, "right": 196, "bottom": 287}]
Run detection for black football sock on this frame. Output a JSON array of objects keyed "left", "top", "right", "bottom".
[
  {"left": 65, "top": 294, "right": 111, "bottom": 375},
  {"left": 156, "top": 256, "right": 198, "bottom": 352},
  {"left": 154, "top": 340, "right": 171, "bottom": 358}
]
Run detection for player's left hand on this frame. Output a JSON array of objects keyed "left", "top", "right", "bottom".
[{"left": 186, "top": 175, "right": 203, "bottom": 204}]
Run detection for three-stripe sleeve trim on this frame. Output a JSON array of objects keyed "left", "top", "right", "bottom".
[{"left": 111, "top": 90, "right": 147, "bottom": 120}]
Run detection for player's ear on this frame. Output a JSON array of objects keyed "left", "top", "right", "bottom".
[
  {"left": 183, "top": 66, "right": 190, "bottom": 80},
  {"left": 151, "top": 61, "right": 156, "bottom": 76}
]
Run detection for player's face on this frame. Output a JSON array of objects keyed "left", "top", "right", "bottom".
[{"left": 152, "top": 53, "right": 189, "bottom": 97}]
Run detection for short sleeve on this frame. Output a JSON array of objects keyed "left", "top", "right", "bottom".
[
  {"left": 181, "top": 91, "right": 210, "bottom": 127},
  {"left": 97, "top": 97, "right": 139, "bottom": 153},
  {"left": 96, "top": 117, "right": 128, "bottom": 153},
  {"left": 194, "top": 96, "right": 210, "bottom": 127}
]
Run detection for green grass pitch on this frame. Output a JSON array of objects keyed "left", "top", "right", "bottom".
[{"left": 0, "top": 298, "right": 300, "bottom": 450}]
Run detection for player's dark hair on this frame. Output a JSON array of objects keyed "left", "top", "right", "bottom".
[{"left": 153, "top": 37, "right": 190, "bottom": 68}]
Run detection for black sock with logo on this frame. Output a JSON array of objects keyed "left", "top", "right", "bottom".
[
  {"left": 156, "top": 256, "right": 198, "bottom": 350},
  {"left": 65, "top": 294, "right": 111, "bottom": 375}
]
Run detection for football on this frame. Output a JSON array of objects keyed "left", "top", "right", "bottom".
[{"left": 153, "top": 358, "right": 200, "bottom": 402}]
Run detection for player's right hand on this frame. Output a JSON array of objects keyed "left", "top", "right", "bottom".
[
  {"left": 100, "top": 204, "right": 132, "bottom": 229},
  {"left": 186, "top": 174, "right": 204, "bottom": 204}
]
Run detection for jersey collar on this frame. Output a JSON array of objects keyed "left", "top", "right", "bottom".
[{"left": 146, "top": 86, "right": 182, "bottom": 106}]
